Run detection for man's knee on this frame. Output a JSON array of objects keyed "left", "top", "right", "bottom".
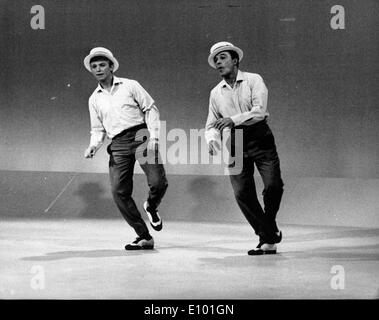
[
  {"left": 111, "top": 182, "right": 133, "bottom": 199},
  {"left": 230, "top": 176, "right": 248, "bottom": 199},
  {"left": 263, "top": 179, "right": 284, "bottom": 196},
  {"left": 151, "top": 176, "right": 168, "bottom": 193},
  {"left": 231, "top": 183, "right": 250, "bottom": 201}
]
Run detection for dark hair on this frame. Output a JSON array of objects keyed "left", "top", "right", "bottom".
[
  {"left": 89, "top": 55, "right": 114, "bottom": 68},
  {"left": 228, "top": 50, "right": 240, "bottom": 68}
]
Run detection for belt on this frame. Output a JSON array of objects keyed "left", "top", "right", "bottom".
[
  {"left": 234, "top": 118, "right": 268, "bottom": 131},
  {"left": 112, "top": 123, "right": 148, "bottom": 140}
]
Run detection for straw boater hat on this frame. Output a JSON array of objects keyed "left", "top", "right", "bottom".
[
  {"left": 207, "top": 41, "right": 243, "bottom": 69},
  {"left": 83, "top": 47, "right": 119, "bottom": 72}
]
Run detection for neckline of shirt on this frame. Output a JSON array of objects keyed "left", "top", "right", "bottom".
[{"left": 96, "top": 76, "right": 123, "bottom": 93}]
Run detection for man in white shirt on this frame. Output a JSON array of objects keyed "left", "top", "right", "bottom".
[
  {"left": 83, "top": 47, "right": 168, "bottom": 250},
  {"left": 205, "top": 42, "right": 284, "bottom": 255}
]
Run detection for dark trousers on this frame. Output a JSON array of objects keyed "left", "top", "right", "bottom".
[
  {"left": 107, "top": 124, "right": 168, "bottom": 238},
  {"left": 229, "top": 121, "right": 284, "bottom": 243}
]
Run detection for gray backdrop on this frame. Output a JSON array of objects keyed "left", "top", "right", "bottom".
[{"left": 1, "top": 0, "right": 378, "bottom": 178}]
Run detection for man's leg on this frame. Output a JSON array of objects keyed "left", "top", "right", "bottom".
[
  {"left": 254, "top": 132, "right": 284, "bottom": 243},
  {"left": 138, "top": 152, "right": 168, "bottom": 230},
  {"left": 109, "top": 151, "right": 151, "bottom": 239},
  {"left": 229, "top": 158, "right": 267, "bottom": 239},
  {"left": 138, "top": 156, "right": 168, "bottom": 210}
]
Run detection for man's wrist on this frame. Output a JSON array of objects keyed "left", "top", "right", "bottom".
[
  {"left": 230, "top": 115, "right": 239, "bottom": 126},
  {"left": 209, "top": 139, "right": 219, "bottom": 147}
]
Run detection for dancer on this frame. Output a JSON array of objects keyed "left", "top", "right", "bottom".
[
  {"left": 83, "top": 47, "right": 168, "bottom": 250},
  {"left": 205, "top": 42, "right": 284, "bottom": 255}
]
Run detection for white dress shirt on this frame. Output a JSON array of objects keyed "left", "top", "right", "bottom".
[
  {"left": 205, "top": 70, "right": 269, "bottom": 144},
  {"left": 88, "top": 76, "right": 160, "bottom": 149}
]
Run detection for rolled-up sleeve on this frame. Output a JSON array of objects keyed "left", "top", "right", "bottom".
[
  {"left": 88, "top": 97, "right": 106, "bottom": 149},
  {"left": 205, "top": 95, "right": 221, "bottom": 144},
  {"left": 132, "top": 80, "right": 160, "bottom": 140},
  {"left": 145, "top": 106, "right": 160, "bottom": 140}
]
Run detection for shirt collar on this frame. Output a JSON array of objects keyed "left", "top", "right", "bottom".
[
  {"left": 96, "top": 75, "right": 123, "bottom": 92},
  {"left": 221, "top": 70, "right": 245, "bottom": 88}
]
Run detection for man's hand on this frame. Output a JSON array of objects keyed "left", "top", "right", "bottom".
[
  {"left": 147, "top": 138, "right": 159, "bottom": 153},
  {"left": 212, "top": 117, "right": 235, "bottom": 131},
  {"left": 84, "top": 146, "right": 97, "bottom": 158},
  {"left": 208, "top": 140, "right": 221, "bottom": 155}
]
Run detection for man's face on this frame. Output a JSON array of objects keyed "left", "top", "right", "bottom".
[
  {"left": 214, "top": 51, "right": 237, "bottom": 77},
  {"left": 90, "top": 58, "right": 113, "bottom": 81}
]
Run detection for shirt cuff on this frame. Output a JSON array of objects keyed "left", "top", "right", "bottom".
[
  {"left": 90, "top": 131, "right": 106, "bottom": 149},
  {"left": 148, "top": 125, "right": 160, "bottom": 140},
  {"left": 149, "top": 133, "right": 159, "bottom": 140},
  {"left": 230, "top": 114, "right": 244, "bottom": 126},
  {"left": 205, "top": 128, "right": 221, "bottom": 145}
]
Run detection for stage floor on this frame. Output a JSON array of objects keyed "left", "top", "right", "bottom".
[{"left": 0, "top": 219, "right": 378, "bottom": 299}]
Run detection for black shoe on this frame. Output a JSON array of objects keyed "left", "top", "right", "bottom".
[
  {"left": 143, "top": 201, "right": 163, "bottom": 231},
  {"left": 274, "top": 230, "right": 282, "bottom": 244},
  {"left": 125, "top": 236, "right": 154, "bottom": 250},
  {"left": 248, "top": 243, "right": 277, "bottom": 256},
  {"left": 264, "top": 230, "right": 282, "bottom": 244}
]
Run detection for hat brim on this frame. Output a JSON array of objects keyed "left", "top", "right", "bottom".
[
  {"left": 83, "top": 53, "right": 119, "bottom": 72},
  {"left": 208, "top": 46, "right": 243, "bottom": 69}
]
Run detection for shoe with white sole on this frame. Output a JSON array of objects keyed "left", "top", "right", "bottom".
[
  {"left": 248, "top": 243, "right": 277, "bottom": 255},
  {"left": 125, "top": 236, "right": 154, "bottom": 250},
  {"left": 143, "top": 201, "right": 163, "bottom": 231}
]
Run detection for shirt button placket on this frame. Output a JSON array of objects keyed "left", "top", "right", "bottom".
[{"left": 232, "top": 84, "right": 240, "bottom": 113}]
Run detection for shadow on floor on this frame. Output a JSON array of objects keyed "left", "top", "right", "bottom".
[
  {"left": 284, "top": 243, "right": 379, "bottom": 261},
  {"left": 156, "top": 245, "right": 241, "bottom": 254},
  {"left": 21, "top": 249, "right": 158, "bottom": 261},
  {"left": 198, "top": 254, "right": 288, "bottom": 268},
  {"left": 282, "top": 227, "right": 379, "bottom": 243},
  {"left": 198, "top": 244, "right": 379, "bottom": 268}
]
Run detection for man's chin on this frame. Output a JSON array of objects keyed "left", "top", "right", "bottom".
[{"left": 218, "top": 69, "right": 229, "bottom": 77}]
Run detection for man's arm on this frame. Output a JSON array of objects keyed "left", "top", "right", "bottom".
[
  {"left": 230, "top": 74, "right": 268, "bottom": 126},
  {"left": 145, "top": 106, "right": 160, "bottom": 152},
  {"left": 205, "top": 96, "right": 223, "bottom": 155},
  {"left": 145, "top": 106, "right": 160, "bottom": 141},
  {"left": 84, "top": 99, "right": 106, "bottom": 158},
  {"left": 132, "top": 80, "right": 160, "bottom": 151}
]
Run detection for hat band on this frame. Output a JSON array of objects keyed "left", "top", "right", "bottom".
[
  {"left": 92, "top": 51, "right": 112, "bottom": 57},
  {"left": 211, "top": 45, "right": 233, "bottom": 54}
]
